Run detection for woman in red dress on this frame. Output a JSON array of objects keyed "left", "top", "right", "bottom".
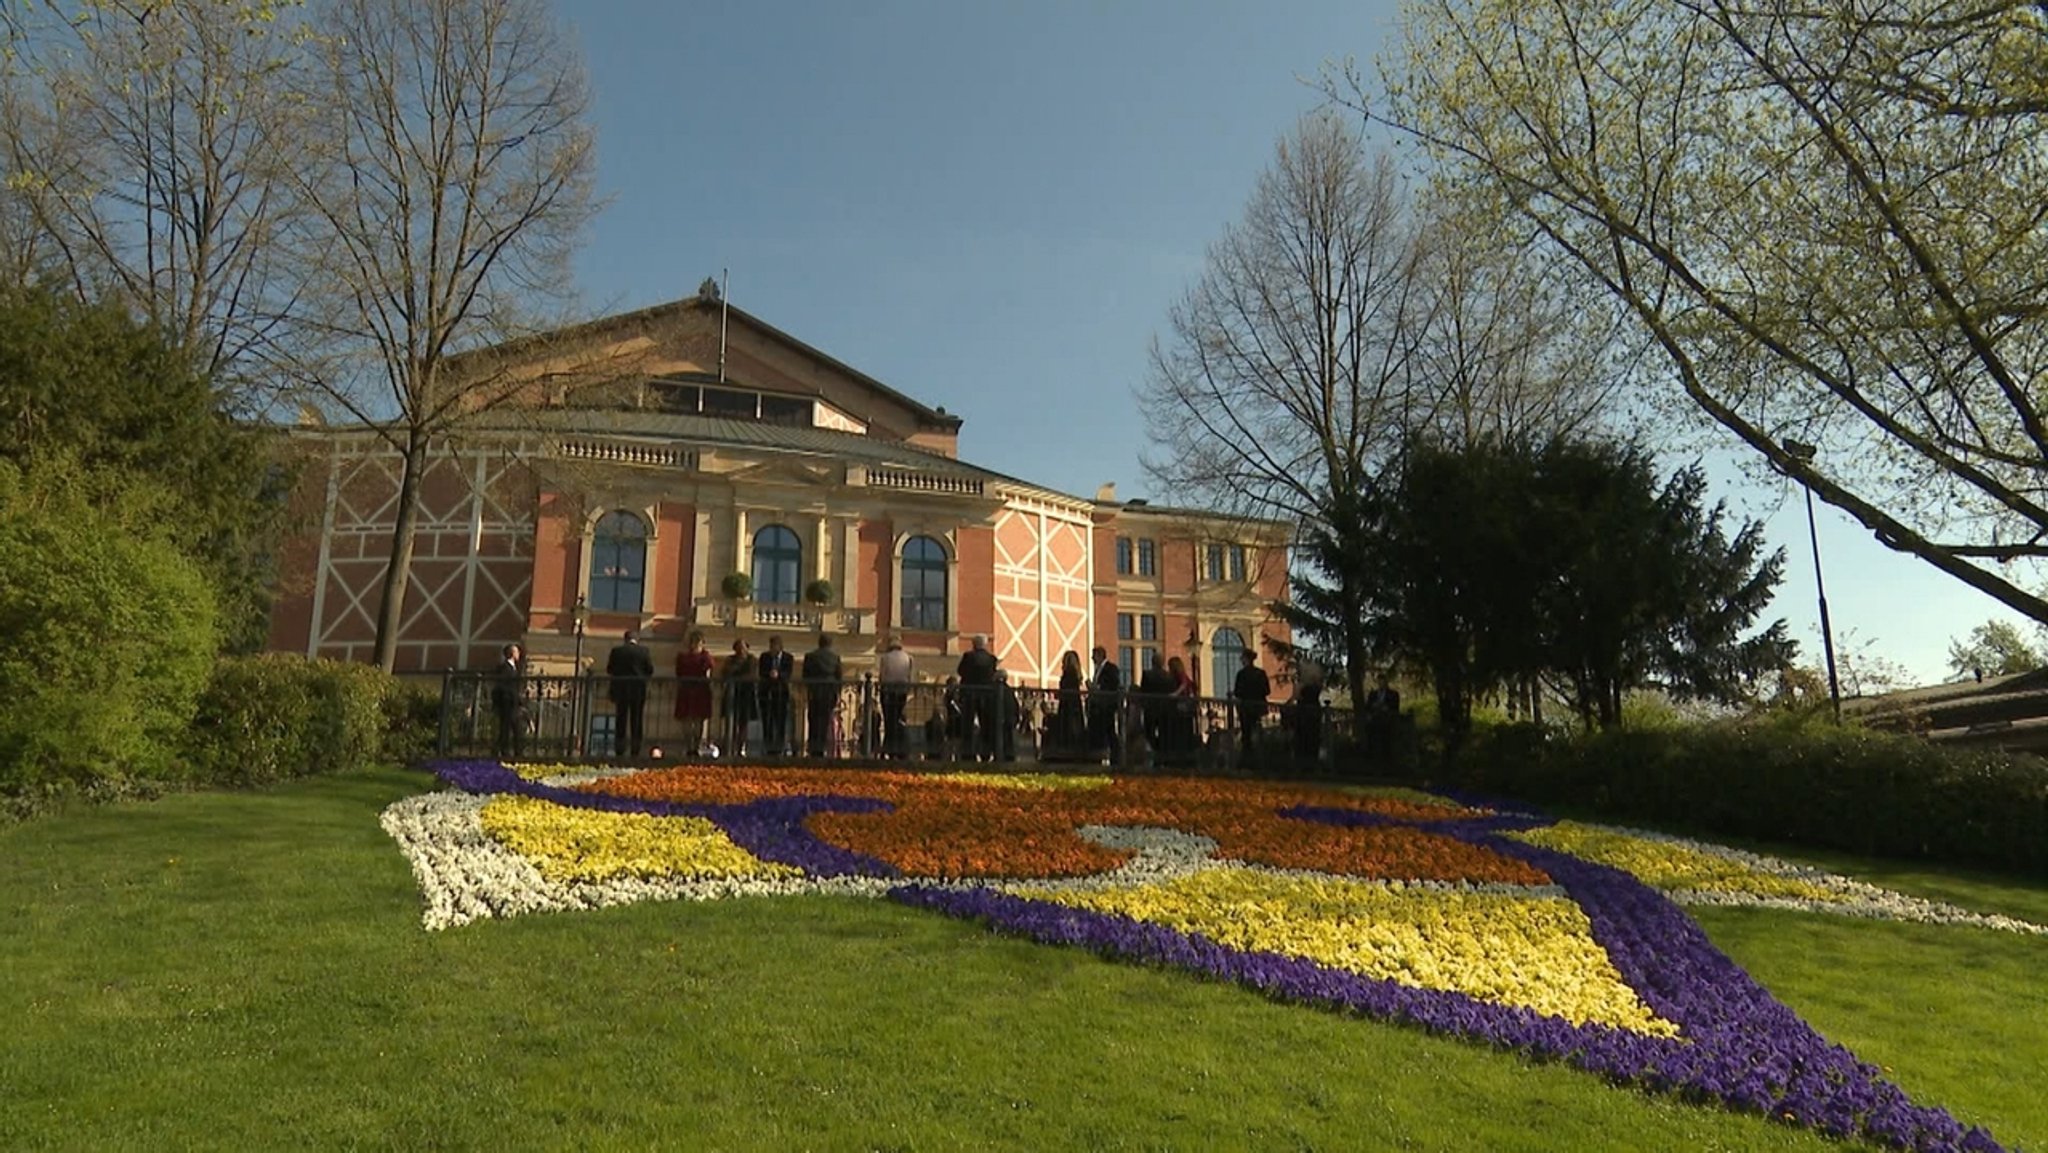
[{"left": 674, "top": 630, "right": 716, "bottom": 756}]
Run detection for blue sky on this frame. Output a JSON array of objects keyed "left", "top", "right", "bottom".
[{"left": 566, "top": 0, "right": 2033, "bottom": 687}]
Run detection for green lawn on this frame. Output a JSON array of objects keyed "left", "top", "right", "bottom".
[{"left": 2, "top": 767, "right": 2041, "bottom": 1151}]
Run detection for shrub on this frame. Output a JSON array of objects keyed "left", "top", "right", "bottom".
[
  {"left": 0, "top": 462, "right": 218, "bottom": 794},
  {"left": 184, "top": 654, "right": 402, "bottom": 786},
  {"left": 381, "top": 676, "right": 443, "bottom": 764},
  {"left": 720, "top": 571, "right": 752, "bottom": 600},
  {"left": 1450, "top": 715, "right": 2048, "bottom": 877}
]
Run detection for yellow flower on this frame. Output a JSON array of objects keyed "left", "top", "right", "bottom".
[
  {"left": 479, "top": 796, "right": 801, "bottom": 884},
  {"left": 1019, "top": 869, "right": 1678, "bottom": 1037},
  {"left": 1510, "top": 823, "right": 1839, "bottom": 902},
  {"left": 930, "top": 771, "right": 1114, "bottom": 791}
]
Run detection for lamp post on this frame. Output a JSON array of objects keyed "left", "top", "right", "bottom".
[
  {"left": 571, "top": 595, "right": 589, "bottom": 756},
  {"left": 1782, "top": 439, "right": 1842, "bottom": 718}
]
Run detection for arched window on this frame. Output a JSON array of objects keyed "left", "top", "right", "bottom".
[
  {"left": 1211, "top": 627, "right": 1247, "bottom": 695},
  {"left": 752, "top": 524, "right": 803, "bottom": 604},
  {"left": 900, "top": 535, "right": 948, "bottom": 630},
  {"left": 588, "top": 511, "right": 648, "bottom": 612}
]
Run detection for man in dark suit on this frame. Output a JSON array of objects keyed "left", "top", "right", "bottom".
[
  {"left": 1137, "top": 652, "right": 1176, "bottom": 764},
  {"left": 605, "top": 628, "right": 654, "bottom": 759},
  {"left": 1087, "top": 645, "right": 1122, "bottom": 766},
  {"left": 489, "top": 642, "right": 525, "bottom": 760},
  {"left": 1364, "top": 671, "right": 1401, "bottom": 764},
  {"left": 802, "top": 633, "right": 843, "bottom": 758},
  {"left": 759, "top": 635, "right": 794, "bottom": 755},
  {"left": 1232, "top": 648, "right": 1271, "bottom": 761},
  {"left": 955, "top": 634, "right": 999, "bottom": 761}
]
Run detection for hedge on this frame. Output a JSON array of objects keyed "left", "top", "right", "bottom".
[
  {"left": 1444, "top": 714, "right": 2048, "bottom": 878},
  {"left": 182, "top": 655, "right": 435, "bottom": 788},
  {"left": 0, "top": 465, "right": 218, "bottom": 794}
]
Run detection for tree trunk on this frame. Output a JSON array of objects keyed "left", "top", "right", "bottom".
[
  {"left": 1434, "top": 664, "right": 1470, "bottom": 759},
  {"left": 1343, "top": 607, "right": 1372, "bottom": 717},
  {"left": 371, "top": 425, "right": 431, "bottom": 672}
]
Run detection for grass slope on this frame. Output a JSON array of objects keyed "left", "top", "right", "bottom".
[{"left": 0, "top": 767, "right": 2038, "bottom": 1151}]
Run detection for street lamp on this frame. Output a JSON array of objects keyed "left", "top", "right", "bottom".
[
  {"left": 1782, "top": 439, "right": 1842, "bottom": 719},
  {"left": 571, "top": 594, "right": 590, "bottom": 757}
]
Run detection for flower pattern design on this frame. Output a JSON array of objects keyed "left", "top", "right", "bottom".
[{"left": 382, "top": 760, "right": 2031, "bottom": 1153}]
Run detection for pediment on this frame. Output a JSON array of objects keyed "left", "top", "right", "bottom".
[{"left": 722, "top": 458, "right": 840, "bottom": 488}]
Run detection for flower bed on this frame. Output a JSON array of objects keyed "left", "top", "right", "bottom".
[{"left": 384, "top": 760, "right": 2035, "bottom": 1152}]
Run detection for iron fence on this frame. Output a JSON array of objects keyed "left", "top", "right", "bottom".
[{"left": 438, "top": 671, "right": 1391, "bottom": 776}]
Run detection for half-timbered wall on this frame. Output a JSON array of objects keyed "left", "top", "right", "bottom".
[
  {"left": 268, "top": 437, "right": 536, "bottom": 671},
  {"left": 989, "top": 498, "right": 1095, "bottom": 687}
]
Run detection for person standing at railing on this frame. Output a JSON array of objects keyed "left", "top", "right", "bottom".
[
  {"left": 802, "top": 632, "right": 843, "bottom": 758},
  {"left": 723, "top": 638, "right": 758, "bottom": 758},
  {"left": 607, "top": 629, "right": 654, "bottom": 760},
  {"left": 1087, "top": 645, "right": 1122, "bottom": 767},
  {"left": 956, "top": 634, "right": 999, "bottom": 763},
  {"left": 1167, "top": 655, "right": 1199, "bottom": 767},
  {"left": 1138, "top": 652, "right": 1175, "bottom": 767},
  {"left": 877, "top": 636, "right": 913, "bottom": 759},
  {"left": 1293, "top": 659, "right": 1326, "bottom": 771},
  {"left": 760, "top": 635, "right": 793, "bottom": 756},
  {"left": 1053, "top": 650, "right": 1085, "bottom": 759},
  {"left": 674, "top": 630, "right": 715, "bottom": 758},
  {"left": 490, "top": 642, "right": 527, "bottom": 760},
  {"left": 1232, "top": 648, "right": 1271, "bottom": 764}
]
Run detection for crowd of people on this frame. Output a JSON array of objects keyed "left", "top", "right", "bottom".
[{"left": 488, "top": 629, "right": 1362, "bottom": 769}]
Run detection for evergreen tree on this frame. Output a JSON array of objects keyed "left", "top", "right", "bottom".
[{"left": 0, "top": 287, "right": 284, "bottom": 650}]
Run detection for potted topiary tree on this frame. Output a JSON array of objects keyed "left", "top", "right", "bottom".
[
  {"left": 720, "top": 571, "right": 753, "bottom": 601},
  {"left": 804, "top": 578, "right": 834, "bottom": 606}
]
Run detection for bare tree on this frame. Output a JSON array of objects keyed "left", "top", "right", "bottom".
[
  {"left": 1373, "top": 0, "right": 2048, "bottom": 625},
  {"left": 1143, "top": 112, "right": 1425, "bottom": 528},
  {"left": 0, "top": 0, "right": 313, "bottom": 410},
  {"left": 1407, "top": 198, "right": 1627, "bottom": 450},
  {"left": 1141, "top": 112, "right": 1428, "bottom": 709},
  {"left": 1143, "top": 111, "right": 1624, "bottom": 707},
  {"left": 293, "top": 0, "right": 596, "bottom": 671}
]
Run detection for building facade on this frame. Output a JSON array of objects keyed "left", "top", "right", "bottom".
[{"left": 265, "top": 292, "right": 1291, "bottom": 691}]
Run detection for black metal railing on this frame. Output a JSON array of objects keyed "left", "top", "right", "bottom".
[{"left": 438, "top": 671, "right": 1389, "bottom": 776}]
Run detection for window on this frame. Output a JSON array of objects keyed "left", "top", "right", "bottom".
[
  {"left": 1206, "top": 544, "right": 1225, "bottom": 582},
  {"left": 1230, "top": 545, "right": 1247, "bottom": 582},
  {"left": 900, "top": 535, "right": 949, "bottom": 631},
  {"left": 1212, "top": 627, "right": 1247, "bottom": 695},
  {"left": 752, "top": 524, "right": 803, "bottom": 605},
  {"left": 702, "top": 386, "right": 758, "bottom": 419},
  {"left": 759, "top": 395, "right": 812, "bottom": 426},
  {"left": 1137, "top": 538, "right": 1156, "bottom": 576},
  {"left": 1115, "top": 537, "right": 1133, "bottom": 575},
  {"left": 1119, "top": 645, "right": 1135, "bottom": 677},
  {"left": 1116, "top": 613, "right": 1134, "bottom": 641},
  {"left": 1139, "top": 614, "right": 1158, "bottom": 642},
  {"left": 588, "top": 510, "right": 647, "bottom": 612}
]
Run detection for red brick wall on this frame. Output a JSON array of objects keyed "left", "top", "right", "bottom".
[
  {"left": 955, "top": 525, "right": 994, "bottom": 638},
  {"left": 530, "top": 491, "right": 579, "bottom": 632},
  {"left": 859, "top": 519, "right": 892, "bottom": 628}
]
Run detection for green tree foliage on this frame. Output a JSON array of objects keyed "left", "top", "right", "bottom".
[
  {"left": 1375, "top": 0, "right": 2048, "bottom": 626},
  {"left": 1305, "top": 438, "right": 1794, "bottom": 748},
  {"left": 1536, "top": 449, "right": 1794, "bottom": 729},
  {"left": 0, "top": 287, "right": 284, "bottom": 650},
  {"left": 1947, "top": 619, "right": 2044, "bottom": 681},
  {"left": 0, "top": 456, "right": 218, "bottom": 792}
]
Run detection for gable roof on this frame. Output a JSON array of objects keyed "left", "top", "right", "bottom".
[{"left": 462, "top": 294, "right": 963, "bottom": 431}]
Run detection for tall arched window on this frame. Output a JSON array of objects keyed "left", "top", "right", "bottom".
[
  {"left": 589, "top": 511, "right": 648, "bottom": 612},
  {"left": 900, "top": 535, "right": 948, "bottom": 630},
  {"left": 1211, "top": 627, "right": 1247, "bottom": 695},
  {"left": 752, "top": 524, "right": 803, "bottom": 604}
]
